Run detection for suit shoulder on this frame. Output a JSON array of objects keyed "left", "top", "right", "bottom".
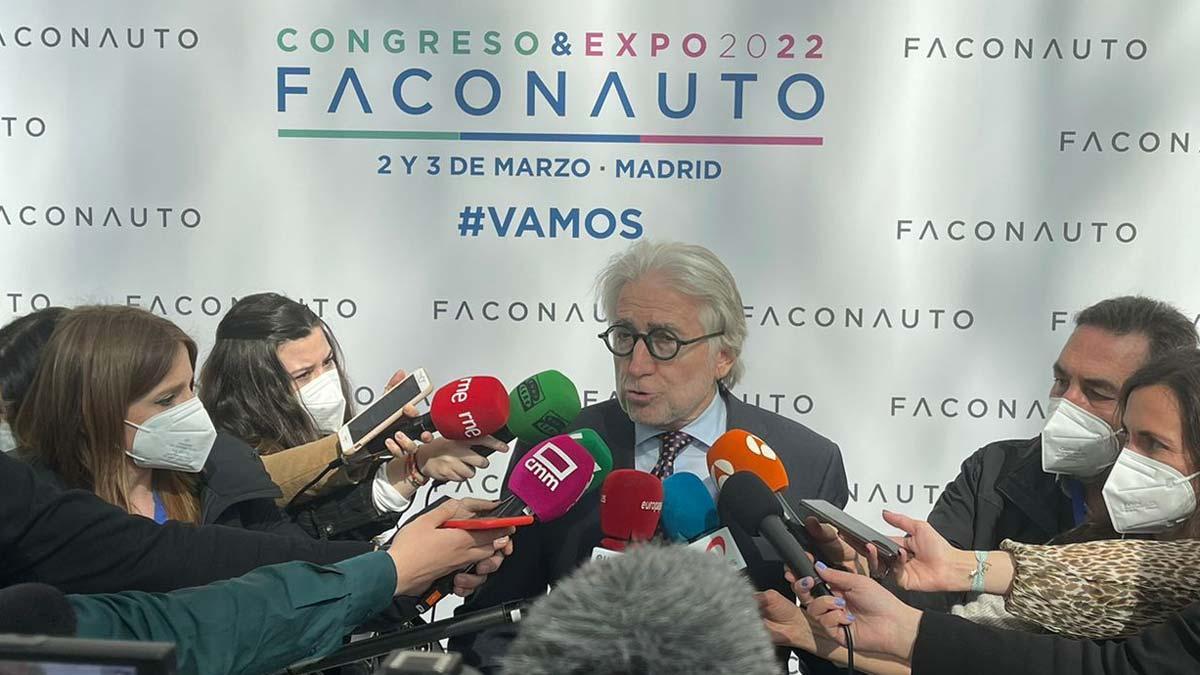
[
  {"left": 570, "top": 398, "right": 624, "bottom": 431},
  {"left": 734, "top": 401, "right": 841, "bottom": 461}
]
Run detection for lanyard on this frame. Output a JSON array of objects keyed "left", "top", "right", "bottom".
[{"left": 1065, "top": 478, "right": 1089, "bottom": 526}]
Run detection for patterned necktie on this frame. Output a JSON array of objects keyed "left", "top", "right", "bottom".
[{"left": 651, "top": 430, "right": 694, "bottom": 478}]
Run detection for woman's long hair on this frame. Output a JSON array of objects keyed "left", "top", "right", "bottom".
[
  {"left": 13, "top": 306, "right": 200, "bottom": 522},
  {"left": 199, "top": 292, "right": 354, "bottom": 454}
]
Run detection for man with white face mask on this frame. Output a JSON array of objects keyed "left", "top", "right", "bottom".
[{"left": 925, "top": 296, "right": 1197, "bottom": 565}]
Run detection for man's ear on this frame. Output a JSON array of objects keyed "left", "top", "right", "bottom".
[{"left": 714, "top": 345, "right": 734, "bottom": 381}]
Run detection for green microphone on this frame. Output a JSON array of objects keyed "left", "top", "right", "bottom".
[
  {"left": 568, "top": 428, "right": 614, "bottom": 493},
  {"left": 462, "top": 369, "right": 582, "bottom": 461},
  {"left": 503, "top": 369, "right": 582, "bottom": 443}
]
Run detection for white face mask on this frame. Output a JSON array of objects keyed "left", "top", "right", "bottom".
[
  {"left": 0, "top": 421, "right": 16, "bottom": 453},
  {"left": 124, "top": 396, "right": 217, "bottom": 473},
  {"left": 1041, "top": 397, "right": 1121, "bottom": 478},
  {"left": 297, "top": 367, "right": 346, "bottom": 435},
  {"left": 1102, "top": 448, "right": 1200, "bottom": 534}
]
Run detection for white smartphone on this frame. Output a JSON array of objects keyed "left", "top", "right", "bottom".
[{"left": 337, "top": 368, "right": 433, "bottom": 458}]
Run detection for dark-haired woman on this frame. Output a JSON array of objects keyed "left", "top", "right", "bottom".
[
  {"left": 0, "top": 306, "right": 69, "bottom": 452},
  {"left": 200, "top": 292, "right": 506, "bottom": 541}
]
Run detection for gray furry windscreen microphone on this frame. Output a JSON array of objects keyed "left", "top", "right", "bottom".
[
  {"left": 0, "top": 583, "right": 77, "bottom": 636},
  {"left": 502, "top": 543, "right": 778, "bottom": 675}
]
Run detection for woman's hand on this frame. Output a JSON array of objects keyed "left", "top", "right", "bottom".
[
  {"left": 416, "top": 435, "right": 511, "bottom": 482},
  {"left": 796, "top": 563, "right": 923, "bottom": 661},
  {"left": 387, "top": 498, "right": 514, "bottom": 597},
  {"left": 880, "top": 510, "right": 978, "bottom": 593}
]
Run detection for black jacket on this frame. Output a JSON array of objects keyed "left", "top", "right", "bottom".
[
  {"left": 199, "top": 434, "right": 313, "bottom": 540},
  {"left": 901, "top": 436, "right": 1076, "bottom": 612},
  {"left": 914, "top": 601, "right": 1200, "bottom": 674},
  {"left": 0, "top": 451, "right": 370, "bottom": 594},
  {"left": 927, "top": 436, "right": 1075, "bottom": 552},
  {"left": 450, "top": 391, "right": 850, "bottom": 673},
  {"left": 25, "top": 433, "right": 315, "bottom": 541},
  {"left": 289, "top": 464, "right": 403, "bottom": 542}
]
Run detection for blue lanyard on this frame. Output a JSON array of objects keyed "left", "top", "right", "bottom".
[
  {"left": 152, "top": 490, "right": 169, "bottom": 524},
  {"left": 1065, "top": 478, "right": 1088, "bottom": 526}
]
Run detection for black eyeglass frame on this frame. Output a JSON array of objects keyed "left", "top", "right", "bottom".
[{"left": 597, "top": 324, "right": 726, "bottom": 361}]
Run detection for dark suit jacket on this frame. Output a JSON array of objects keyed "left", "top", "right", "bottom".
[{"left": 450, "top": 390, "right": 850, "bottom": 673}]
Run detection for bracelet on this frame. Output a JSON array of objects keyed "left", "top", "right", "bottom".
[
  {"left": 404, "top": 453, "right": 427, "bottom": 489},
  {"left": 969, "top": 550, "right": 990, "bottom": 593}
]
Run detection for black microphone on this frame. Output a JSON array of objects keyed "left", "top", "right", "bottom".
[
  {"left": 0, "top": 583, "right": 77, "bottom": 636},
  {"left": 717, "top": 471, "right": 830, "bottom": 598},
  {"left": 276, "top": 601, "right": 527, "bottom": 675}
]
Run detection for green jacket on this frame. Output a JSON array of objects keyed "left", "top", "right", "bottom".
[{"left": 71, "top": 551, "right": 396, "bottom": 675}]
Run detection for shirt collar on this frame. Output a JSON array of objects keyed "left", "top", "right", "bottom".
[{"left": 633, "top": 388, "right": 727, "bottom": 448}]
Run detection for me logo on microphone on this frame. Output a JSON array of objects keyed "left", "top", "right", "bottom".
[
  {"left": 745, "top": 434, "right": 778, "bottom": 460},
  {"left": 524, "top": 441, "right": 579, "bottom": 491}
]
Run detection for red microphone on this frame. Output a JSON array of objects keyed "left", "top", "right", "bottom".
[
  {"left": 599, "top": 469, "right": 663, "bottom": 551},
  {"left": 360, "top": 375, "right": 509, "bottom": 457}
]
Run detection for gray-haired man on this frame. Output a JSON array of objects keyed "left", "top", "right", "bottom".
[{"left": 453, "top": 240, "right": 849, "bottom": 673}]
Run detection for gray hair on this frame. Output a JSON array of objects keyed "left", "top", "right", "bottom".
[
  {"left": 502, "top": 544, "right": 779, "bottom": 675},
  {"left": 596, "top": 240, "right": 748, "bottom": 388}
]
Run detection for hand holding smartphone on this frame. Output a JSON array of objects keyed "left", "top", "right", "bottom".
[
  {"left": 797, "top": 499, "right": 902, "bottom": 564},
  {"left": 336, "top": 368, "right": 433, "bottom": 461}
]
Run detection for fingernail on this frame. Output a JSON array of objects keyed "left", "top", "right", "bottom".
[
  {"left": 846, "top": 613, "right": 856, "bottom": 622},
  {"left": 815, "top": 561, "right": 828, "bottom": 571},
  {"left": 834, "top": 598, "right": 846, "bottom": 608},
  {"left": 495, "top": 536, "right": 510, "bottom": 546},
  {"left": 799, "top": 577, "right": 813, "bottom": 589}
]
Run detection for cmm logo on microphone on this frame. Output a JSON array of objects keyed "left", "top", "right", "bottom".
[{"left": 525, "top": 441, "right": 579, "bottom": 491}]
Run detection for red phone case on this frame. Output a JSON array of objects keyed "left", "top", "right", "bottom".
[
  {"left": 441, "top": 515, "right": 534, "bottom": 530},
  {"left": 444, "top": 511, "right": 532, "bottom": 528}
]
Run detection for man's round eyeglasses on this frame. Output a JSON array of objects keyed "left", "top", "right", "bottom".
[{"left": 597, "top": 325, "right": 725, "bottom": 361}]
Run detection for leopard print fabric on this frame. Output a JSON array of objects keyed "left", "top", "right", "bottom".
[{"left": 1002, "top": 538, "right": 1200, "bottom": 639}]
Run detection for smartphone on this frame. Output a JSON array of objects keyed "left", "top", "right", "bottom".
[
  {"left": 441, "top": 515, "right": 534, "bottom": 530},
  {"left": 337, "top": 368, "right": 433, "bottom": 458},
  {"left": 797, "top": 499, "right": 901, "bottom": 562}
]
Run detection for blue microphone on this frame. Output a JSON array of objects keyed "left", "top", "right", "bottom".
[{"left": 661, "top": 472, "right": 720, "bottom": 542}]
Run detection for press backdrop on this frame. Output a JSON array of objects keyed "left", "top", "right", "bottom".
[{"left": 3, "top": 1, "right": 1199, "bottom": 538}]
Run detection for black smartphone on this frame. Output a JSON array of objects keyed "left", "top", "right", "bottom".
[{"left": 797, "top": 499, "right": 901, "bottom": 562}]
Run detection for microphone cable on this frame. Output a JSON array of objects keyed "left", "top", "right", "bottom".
[
  {"left": 843, "top": 624, "right": 854, "bottom": 674},
  {"left": 283, "top": 457, "right": 340, "bottom": 514}
]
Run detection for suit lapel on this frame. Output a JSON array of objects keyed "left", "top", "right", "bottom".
[{"left": 722, "top": 388, "right": 746, "bottom": 433}]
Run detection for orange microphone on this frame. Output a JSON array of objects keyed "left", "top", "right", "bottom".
[{"left": 706, "top": 428, "right": 805, "bottom": 529}]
